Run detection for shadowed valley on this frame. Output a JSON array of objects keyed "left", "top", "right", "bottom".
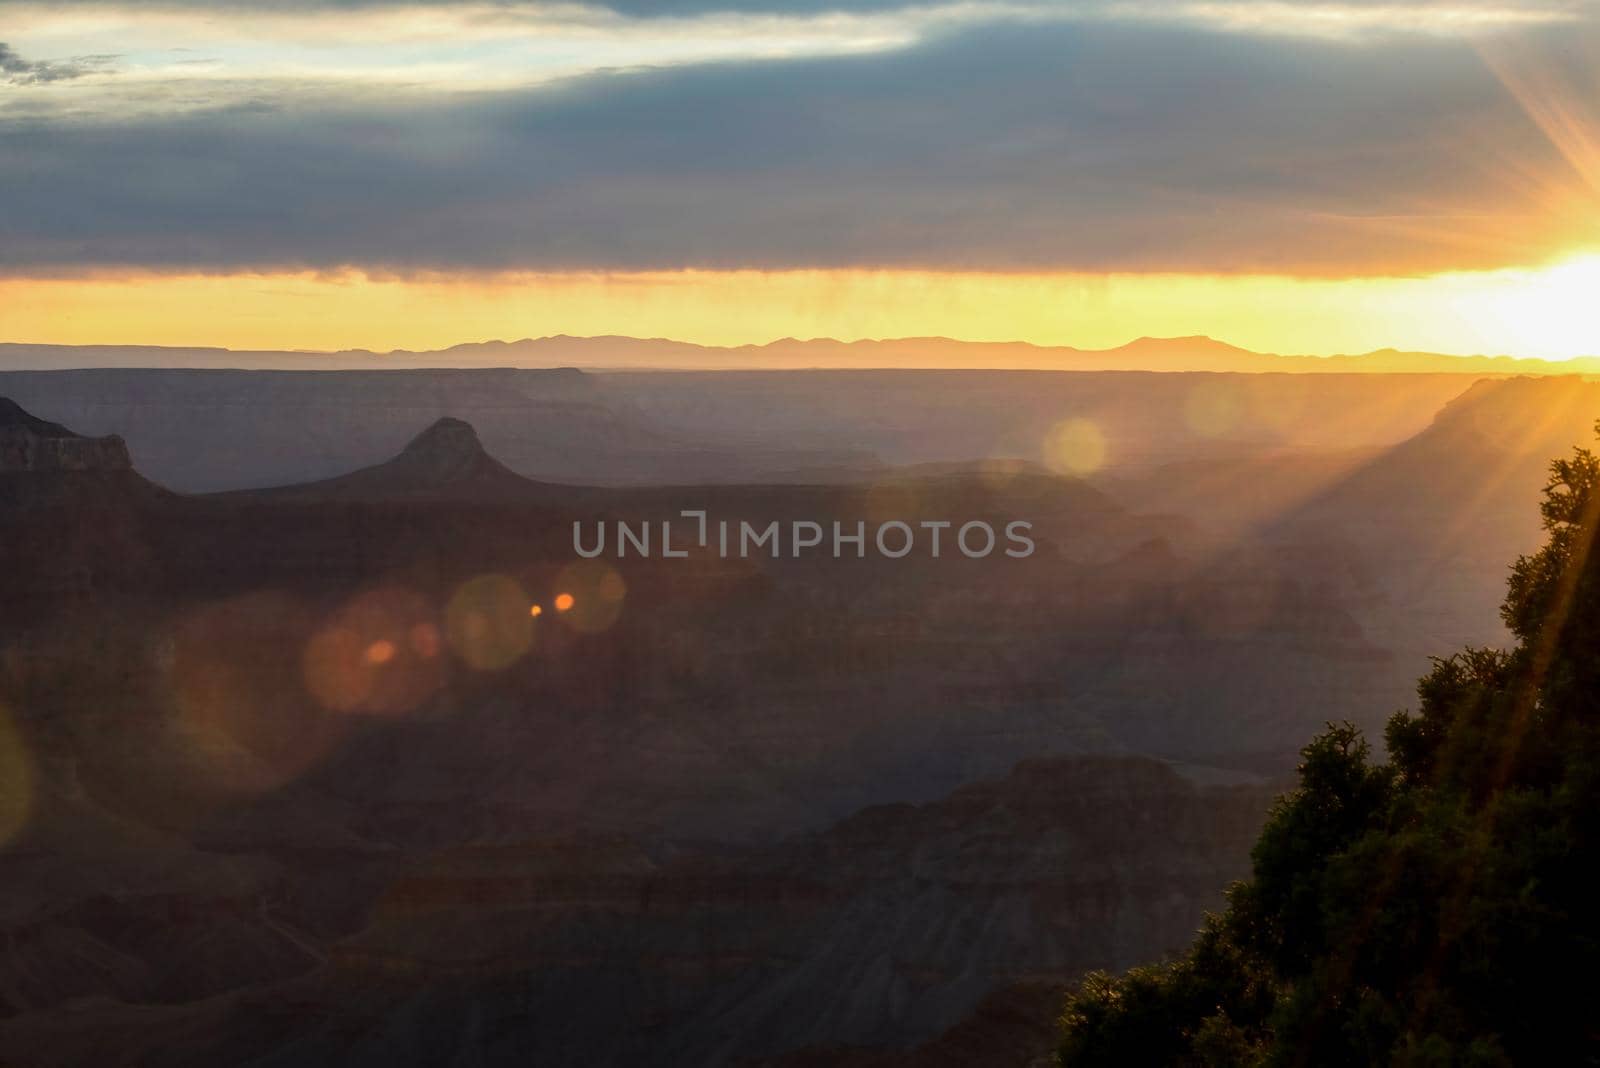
[{"left": 1, "top": 366, "right": 1594, "bottom": 1065}]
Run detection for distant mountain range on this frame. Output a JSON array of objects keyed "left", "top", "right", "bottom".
[{"left": 3, "top": 335, "right": 1598, "bottom": 374}]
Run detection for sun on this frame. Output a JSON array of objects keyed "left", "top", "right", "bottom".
[{"left": 1444, "top": 253, "right": 1600, "bottom": 361}]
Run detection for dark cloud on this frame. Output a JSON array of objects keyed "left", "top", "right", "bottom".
[
  {"left": 0, "top": 0, "right": 898, "bottom": 13},
  {"left": 0, "top": 42, "right": 118, "bottom": 84},
  {"left": 1, "top": 20, "right": 1596, "bottom": 275},
  {"left": 8, "top": 0, "right": 910, "bottom": 13}
]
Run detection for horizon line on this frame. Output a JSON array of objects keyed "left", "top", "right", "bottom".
[{"left": 5, "top": 332, "right": 1598, "bottom": 363}]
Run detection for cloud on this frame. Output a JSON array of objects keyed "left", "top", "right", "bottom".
[
  {"left": 597, "top": 0, "right": 1586, "bottom": 37},
  {"left": 0, "top": 41, "right": 118, "bottom": 84},
  {"left": 1, "top": 0, "right": 1583, "bottom": 43},
  {"left": 0, "top": 0, "right": 1584, "bottom": 16},
  {"left": 0, "top": 17, "right": 1596, "bottom": 276},
  {"left": 0, "top": 2, "right": 1579, "bottom": 114}
]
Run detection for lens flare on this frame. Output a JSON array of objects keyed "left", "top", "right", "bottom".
[
  {"left": 552, "top": 561, "right": 626, "bottom": 634},
  {"left": 1184, "top": 380, "right": 1243, "bottom": 438},
  {"left": 1043, "top": 418, "right": 1108, "bottom": 476},
  {"left": 410, "top": 622, "right": 441, "bottom": 658},
  {"left": 304, "top": 587, "right": 443, "bottom": 714},
  {"left": 304, "top": 627, "right": 371, "bottom": 711},
  {"left": 1246, "top": 377, "right": 1309, "bottom": 435},
  {"left": 171, "top": 591, "right": 347, "bottom": 793},
  {"left": 446, "top": 574, "right": 535, "bottom": 670},
  {"left": 861, "top": 479, "right": 924, "bottom": 525}
]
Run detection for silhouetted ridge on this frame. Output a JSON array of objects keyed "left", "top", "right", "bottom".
[
  {"left": 393, "top": 417, "right": 492, "bottom": 476},
  {"left": 0, "top": 396, "right": 132, "bottom": 473},
  {"left": 0, "top": 396, "right": 79, "bottom": 438},
  {"left": 0, "top": 398, "right": 165, "bottom": 597},
  {"left": 230, "top": 415, "right": 548, "bottom": 502}
]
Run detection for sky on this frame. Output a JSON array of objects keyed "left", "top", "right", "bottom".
[{"left": 1, "top": 0, "right": 1598, "bottom": 358}]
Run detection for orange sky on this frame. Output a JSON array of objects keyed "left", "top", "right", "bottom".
[{"left": 6, "top": 257, "right": 1600, "bottom": 359}]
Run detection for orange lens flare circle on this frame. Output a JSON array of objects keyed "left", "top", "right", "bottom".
[
  {"left": 303, "top": 587, "right": 443, "bottom": 716},
  {"left": 552, "top": 560, "right": 626, "bottom": 634},
  {"left": 172, "top": 591, "right": 348, "bottom": 794}
]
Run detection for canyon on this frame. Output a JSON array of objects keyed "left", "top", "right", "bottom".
[{"left": 1, "top": 366, "right": 1592, "bottom": 1064}]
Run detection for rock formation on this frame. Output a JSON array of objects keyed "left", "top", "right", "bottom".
[{"left": 0, "top": 397, "right": 131, "bottom": 473}]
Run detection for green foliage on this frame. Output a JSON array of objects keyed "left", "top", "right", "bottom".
[{"left": 1060, "top": 424, "right": 1600, "bottom": 1067}]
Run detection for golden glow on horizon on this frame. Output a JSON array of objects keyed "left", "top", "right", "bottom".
[
  {"left": 1462, "top": 255, "right": 1600, "bottom": 362},
  {"left": 3, "top": 254, "right": 1598, "bottom": 360}
]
